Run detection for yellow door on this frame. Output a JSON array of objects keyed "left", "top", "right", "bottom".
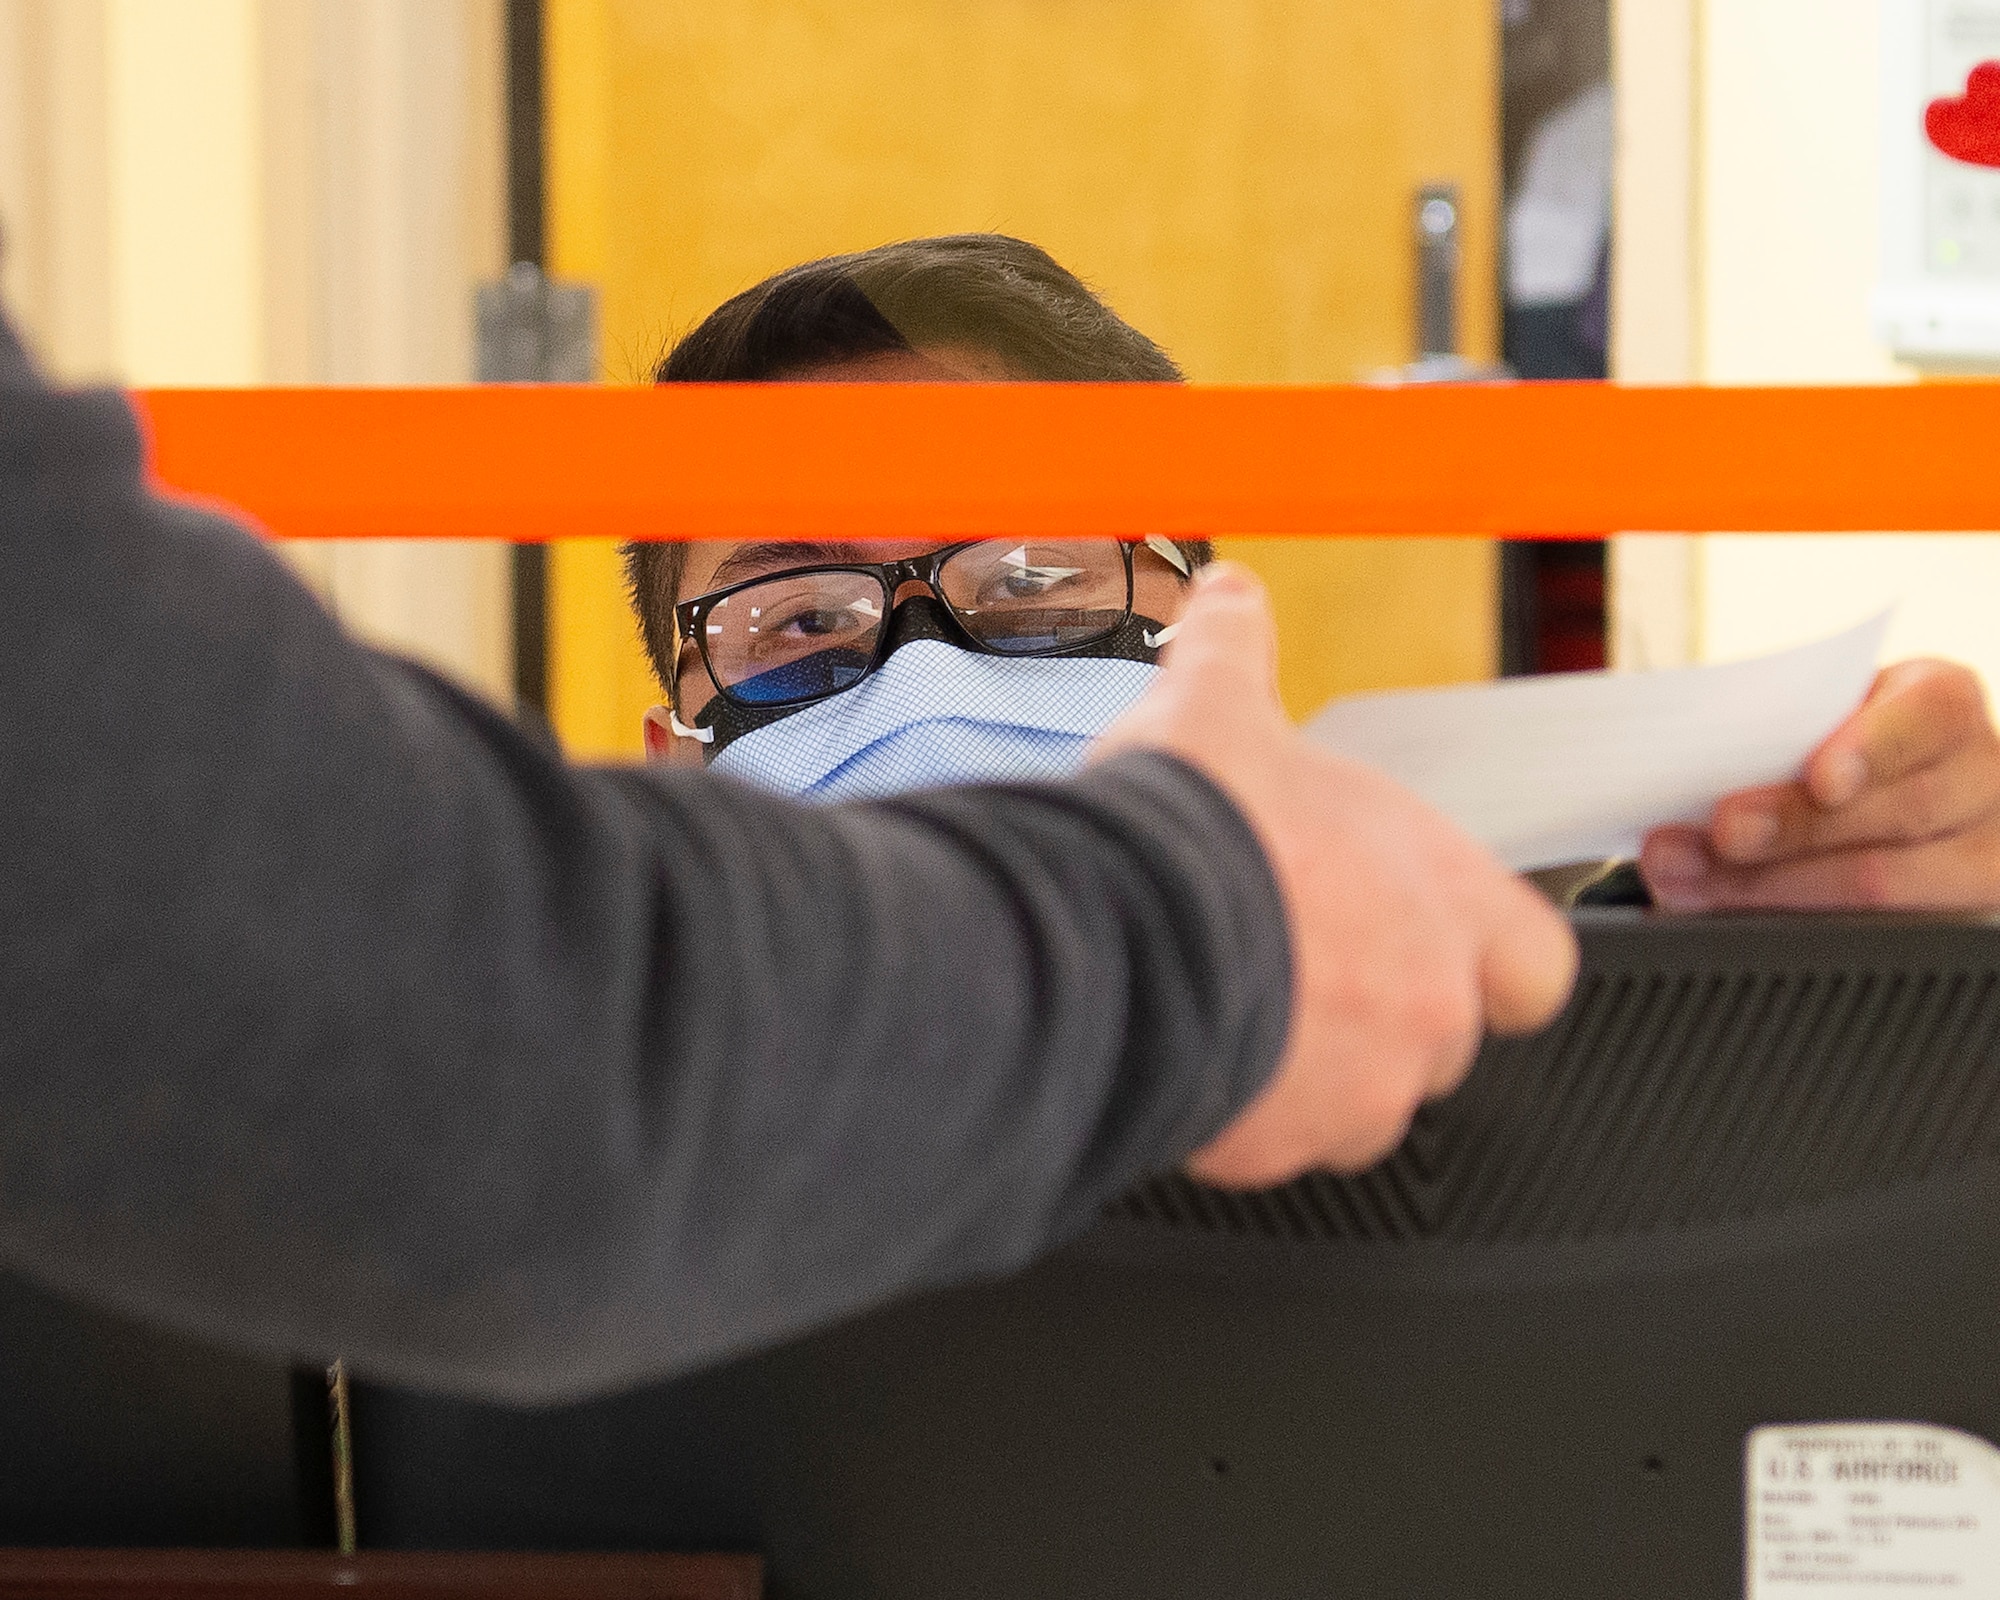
[{"left": 545, "top": 0, "right": 1499, "bottom": 757}]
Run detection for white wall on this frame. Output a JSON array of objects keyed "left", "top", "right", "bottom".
[
  {"left": 1613, "top": 0, "right": 2000, "bottom": 694},
  {"left": 1698, "top": 0, "right": 1906, "bottom": 386},
  {"left": 1608, "top": 0, "right": 1701, "bottom": 670}
]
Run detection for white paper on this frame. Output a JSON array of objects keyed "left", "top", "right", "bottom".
[
  {"left": 1304, "top": 614, "right": 1889, "bottom": 871},
  {"left": 1747, "top": 1422, "right": 2000, "bottom": 1597}
]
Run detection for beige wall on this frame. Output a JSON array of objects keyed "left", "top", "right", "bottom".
[
  {"left": 108, "top": 0, "right": 264, "bottom": 384},
  {"left": 264, "top": 0, "right": 513, "bottom": 701},
  {"left": 0, "top": 0, "right": 515, "bottom": 706},
  {"left": 1612, "top": 0, "right": 2000, "bottom": 694},
  {"left": 0, "top": 0, "right": 114, "bottom": 378}
]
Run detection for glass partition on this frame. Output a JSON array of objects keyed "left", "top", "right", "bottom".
[{"left": 1, "top": 0, "right": 1995, "bottom": 761}]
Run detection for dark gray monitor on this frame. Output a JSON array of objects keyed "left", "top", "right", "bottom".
[
  {"left": 347, "top": 910, "right": 2000, "bottom": 1598},
  {"left": 0, "top": 1274, "right": 327, "bottom": 1547}
]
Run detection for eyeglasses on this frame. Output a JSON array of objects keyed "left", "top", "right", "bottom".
[{"left": 673, "top": 536, "right": 1189, "bottom": 721}]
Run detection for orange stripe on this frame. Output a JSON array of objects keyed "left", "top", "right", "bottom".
[{"left": 131, "top": 383, "right": 2000, "bottom": 540}]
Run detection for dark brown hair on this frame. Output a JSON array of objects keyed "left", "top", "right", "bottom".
[{"left": 623, "top": 233, "right": 1194, "bottom": 691}]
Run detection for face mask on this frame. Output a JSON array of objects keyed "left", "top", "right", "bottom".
[{"left": 707, "top": 638, "right": 1158, "bottom": 802}]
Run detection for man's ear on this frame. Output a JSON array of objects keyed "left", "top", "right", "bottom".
[{"left": 642, "top": 705, "right": 706, "bottom": 767}]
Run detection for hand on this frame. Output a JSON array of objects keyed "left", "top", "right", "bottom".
[
  {"left": 1097, "top": 564, "right": 1578, "bottom": 1188},
  {"left": 1641, "top": 659, "right": 2000, "bottom": 911}
]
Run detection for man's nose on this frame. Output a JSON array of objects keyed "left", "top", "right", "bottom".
[{"left": 889, "top": 576, "right": 932, "bottom": 607}]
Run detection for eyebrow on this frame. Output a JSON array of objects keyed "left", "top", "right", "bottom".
[{"left": 702, "top": 541, "right": 890, "bottom": 594}]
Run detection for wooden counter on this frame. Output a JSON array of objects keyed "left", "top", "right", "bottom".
[{"left": 0, "top": 1551, "right": 760, "bottom": 1600}]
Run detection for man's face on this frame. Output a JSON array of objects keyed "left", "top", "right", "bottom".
[
  {"left": 644, "top": 536, "right": 1194, "bottom": 765},
  {"left": 643, "top": 347, "right": 1192, "bottom": 766}
]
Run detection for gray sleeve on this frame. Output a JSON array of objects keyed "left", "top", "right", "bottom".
[{"left": 0, "top": 364, "right": 1291, "bottom": 1403}]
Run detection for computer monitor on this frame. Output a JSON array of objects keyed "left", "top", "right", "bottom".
[
  {"left": 0, "top": 1273, "right": 328, "bottom": 1547},
  {"left": 337, "top": 909, "right": 2000, "bottom": 1597}
]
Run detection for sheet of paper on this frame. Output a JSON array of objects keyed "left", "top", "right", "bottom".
[{"left": 1304, "top": 614, "right": 1889, "bottom": 871}]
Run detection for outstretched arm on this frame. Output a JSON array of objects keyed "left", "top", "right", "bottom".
[{"left": 0, "top": 321, "right": 1572, "bottom": 1402}]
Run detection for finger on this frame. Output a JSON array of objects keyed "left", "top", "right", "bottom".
[
  {"left": 1710, "top": 734, "right": 2000, "bottom": 864},
  {"left": 1156, "top": 563, "right": 1275, "bottom": 689},
  {"left": 1466, "top": 858, "right": 1580, "bottom": 1035},
  {"left": 1639, "top": 824, "right": 1714, "bottom": 909},
  {"left": 1418, "top": 1007, "right": 1486, "bottom": 1101},
  {"left": 1805, "top": 660, "right": 1992, "bottom": 807},
  {"left": 1096, "top": 562, "right": 1281, "bottom": 758},
  {"left": 1646, "top": 818, "right": 2000, "bottom": 912}
]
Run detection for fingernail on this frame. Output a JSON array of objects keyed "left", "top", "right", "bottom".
[
  {"left": 1817, "top": 747, "right": 1867, "bottom": 807},
  {"left": 1715, "top": 807, "right": 1778, "bottom": 862},
  {"left": 1646, "top": 838, "right": 1708, "bottom": 885}
]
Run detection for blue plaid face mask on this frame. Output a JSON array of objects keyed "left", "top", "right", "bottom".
[{"left": 707, "top": 638, "right": 1158, "bottom": 802}]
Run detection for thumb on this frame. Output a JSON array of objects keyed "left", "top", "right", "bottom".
[
  {"left": 1474, "top": 867, "right": 1580, "bottom": 1037},
  {"left": 1152, "top": 562, "right": 1283, "bottom": 712},
  {"left": 1095, "top": 560, "right": 1287, "bottom": 767}
]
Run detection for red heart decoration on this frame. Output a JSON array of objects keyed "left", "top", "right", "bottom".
[{"left": 1927, "top": 59, "right": 2000, "bottom": 168}]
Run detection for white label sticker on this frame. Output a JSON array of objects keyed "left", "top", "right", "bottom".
[{"left": 1748, "top": 1423, "right": 2000, "bottom": 1596}]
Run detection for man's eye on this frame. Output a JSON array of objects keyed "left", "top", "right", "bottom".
[
  {"left": 764, "top": 602, "right": 869, "bottom": 640},
  {"left": 982, "top": 564, "right": 1079, "bottom": 606}
]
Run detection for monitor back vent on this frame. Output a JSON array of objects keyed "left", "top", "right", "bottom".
[{"left": 1111, "top": 965, "right": 2000, "bottom": 1243}]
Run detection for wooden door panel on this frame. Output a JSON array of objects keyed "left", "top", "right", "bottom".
[{"left": 547, "top": 0, "right": 1498, "bottom": 750}]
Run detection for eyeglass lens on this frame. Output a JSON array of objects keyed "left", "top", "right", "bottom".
[
  {"left": 701, "top": 539, "right": 1132, "bottom": 706},
  {"left": 935, "top": 540, "right": 1130, "bottom": 655},
  {"left": 703, "top": 571, "right": 885, "bottom": 706}
]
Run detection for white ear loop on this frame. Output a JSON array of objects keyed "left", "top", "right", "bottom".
[{"left": 668, "top": 632, "right": 716, "bottom": 742}]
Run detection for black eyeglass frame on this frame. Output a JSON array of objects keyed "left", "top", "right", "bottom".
[{"left": 672, "top": 537, "right": 1165, "bottom": 717}]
